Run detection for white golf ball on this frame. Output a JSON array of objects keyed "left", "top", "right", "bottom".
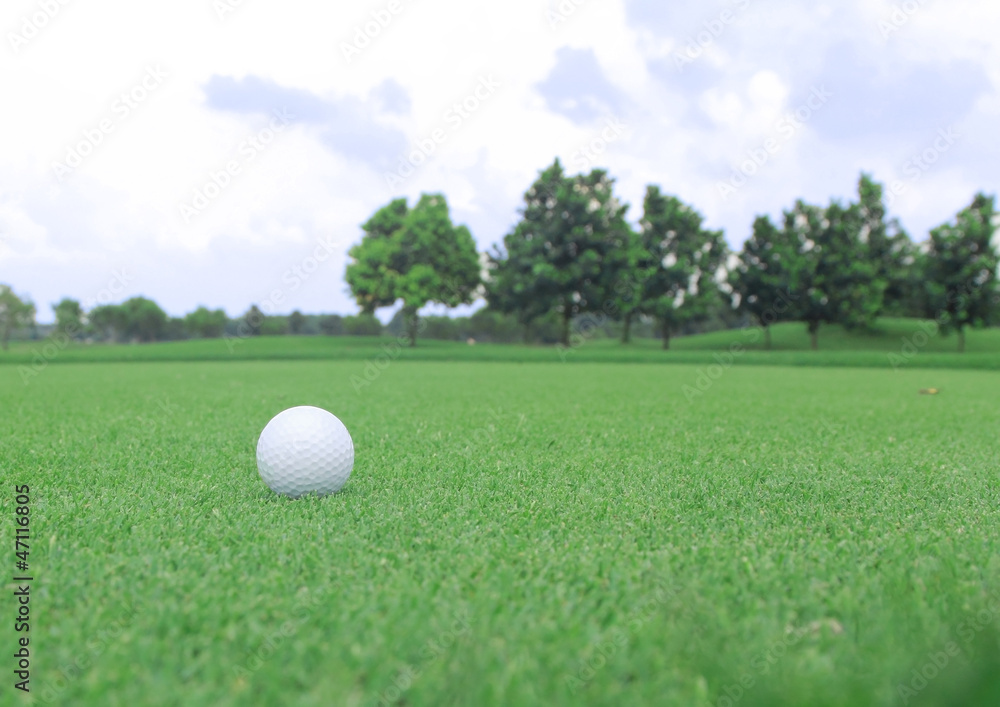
[{"left": 256, "top": 406, "right": 354, "bottom": 498}]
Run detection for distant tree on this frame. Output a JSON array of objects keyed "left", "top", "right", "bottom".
[
  {"left": 184, "top": 306, "right": 227, "bottom": 338},
  {"left": 730, "top": 215, "right": 797, "bottom": 350},
  {"left": 53, "top": 298, "right": 84, "bottom": 338},
  {"left": 260, "top": 316, "right": 289, "bottom": 336},
  {"left": 163, "top": 318, "right": 189, "bottom": 341},
  {"left": 856, "top": 174, "right": 915, "bottom": 318},
  {"left": 289, "top": 310, "right": 306, "bottom": 335},
  {"left": 88, "top": 305, "right": 126, "bottom": 341},
  {"left": 922, "top": 193, "right": 999, "bottom": 352},
  {"left": 346, "top": 193, "right": 480, "bottom": 346},
  {"left": 675, "top": 228, "right": 729, "bottom": 338},
  {"left": 777, "top": 196, "right": 883, "bottom": 350},
  {"left": 385, "top": 309, "right": 407, "bottom": 338},
  {"left": 241, "top": 305, "right": 265, "bottom": 336},
  {"left": 778, "top": 200, "right": 832, "bottom": 350},
  {"left": 0, "top": 284, "right": 35, "bottom": 351},
  {"left": 120, "top": 297, "right": 168, "bottom": 342},
  {"left": 463, "top": 309, "right": 524, "bottom": 343},
  {"left": 343, "top": 314, "right": 382, "bottom": 336},
  {"left": 487, "top": 159, "right": 632, "bottom": 346},
  {"left": 602, "top": 225, "right": 651, "bottom": 344},
  {"left": 318, "top": 314, "right": 344, "bottom": 336},
  {"left": 345, "top": 198, "right": 408, "bottom": 314},
  {"left": 421, "top": 316, "right": 460, "bottom": 341},
  {"left": 636, "top": 187, "right": 728, "bottom": 349},
  {"left": 485, "top": 239, "right": 549, "bottom": 343},
  {"left": 817, "top": 199, "right": 884, "bottom": 332}
]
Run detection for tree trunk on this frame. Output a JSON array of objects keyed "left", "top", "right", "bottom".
[
  {"left": 958, "top": 327, "right": 965, "bottom": 353},
  {"left": 661, "top": 319, "right": 671, "bottom": 350},
  {"left": 560, "top": 310, "right": 571, "bottom": 347},
  {"left": 764, "top": 325, "right": 772, "bottom": 351},
  {"left": 810, "top": 329, "right": 818, "bottom": 351},
  {"left": 621, "top": 312, "right": 633, "bottom": 344}
]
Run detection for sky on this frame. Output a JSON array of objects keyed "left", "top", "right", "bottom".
[{"left": 2, "top": 0, "right": 998, "bottom": 323}]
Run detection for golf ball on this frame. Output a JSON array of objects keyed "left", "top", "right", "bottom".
[{"left": 256, "top": 406, "right": 354, "bottom": 498}]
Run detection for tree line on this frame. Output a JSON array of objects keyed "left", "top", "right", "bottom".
[
  {"left": 0, "top": 295, "right": 389, "bottom": 350},
  {"left": 346, "top": 159, "right": 999, "bottom": 351},
  {"left": 0, "top": 291, "right": 584, "bottom": 349},
  {"left": 2, "top": 159, "right": 996, "bottom": 352}
]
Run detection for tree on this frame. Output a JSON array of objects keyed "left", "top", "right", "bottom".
[
  {"left": 260, "top": 316, "right": 289, "bottom": 336},
  {"left": 343, "top": 314, "right": 382, "bottom": 336},
  {"left": 776, "top": 195, "right": 884, "bottom": 350},
  {"left": 240, "top": 305, "right": 265, "bottom": 336},
  {"left": 922, "top": 193, "right": 999, "bottom": 352},
  {"left": 730, "top": 215, "right": 796, "bottom": 350},
  {"left": 185, "top": 307, "right": 227, "bottom": 338},
  {"left": 120, "top": 297, "right": 168, "bottom": 342},
  {"left": 346, "top": 193, "right": 480, "bottom": 346},
  {"left": 289, "top": 310, "right": 306, "bottom": 335},
  {"left": 636, "top": 187, "right": 728, "bottom": 349},
  {"left": 345, "top": 198, "right": 408, "bottom": 315},
  {"left": 780, "top": 200, "right": 840, "bottom": 350},
  {"left": 319, "top": 315, "right": 344, "bottom": 336},
  {"left": 857, "top": 174, "right": 917, "bottom": 317},
  {"left": 602, "top": 225, "right": 650, "bottom": 344},
  {"left": 53, "top": 298, "right": 84, "bottom": 338},
  {"left": 485, "top": 239, "right": 549, "bottom": 343},
  {"left": 0, "top": 284, "right": 35, "bottom": 351},
  {"left": 487, "top": 159, "right": 632, "bottom": 346},
  {"left": 463, "top": 309, "right": 524, "bottom": 343},
  {"left": 816, "top": 199, "right": 884, "bottom": 333},
  {"left": 164, "top": 318, "right": 189, "bottom": 341},
  {"left": 89, "top": 305, "right": 126, "bottom": 341}
]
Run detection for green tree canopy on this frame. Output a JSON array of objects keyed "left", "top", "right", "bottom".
[
  {"left": 774, "top": 193, "right": 884, "bottom": 349},
  {"left": 781, "top": 200, "right": 846, "bottom": 350},
  {"left": 636, "top": 187, "right": 728, "bottom": 349},
  {"left": 120, "top": 297, "right": 168, "bottom": 342},
  {"left": 0, "top": 284, "right": 35, "bottom": 351},
  {"left": 185, "top": 306, "right": 227, "bottom": 338},
  {"left": 240, "top": 305, "right": 265, "bottom": 337},
  {"left": 319, "top": 314, "right": 344, "bottom": 336},
  {"left": 602, "top": 224, "right": 649, "bottom": 344},
  {"left": 857, "top": 173, "right": 917, "bottom": 317},
  {"left": 346, "top": 193, "right": 480, "bottom": 346},
  {"left": 53, "top": 298, "right": 84, "bottom": 337},
  {"left": 487, "top": 159, "right": 632, "bottom": 346},
  {"left": 730, "top": 215, "right": 797, "bottom": 349},
  {"left": 89, "top": 304, "right": 126, "bottom": 341},
  {"left": 922, "top": 192, "right": 999, "bottom": 352}
]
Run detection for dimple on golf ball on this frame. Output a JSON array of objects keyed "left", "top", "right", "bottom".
[{"left": 256, "top": 406, "right": 354, "bottom": 498}]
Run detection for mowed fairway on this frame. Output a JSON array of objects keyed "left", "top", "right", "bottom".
[{"left": 3, "top": 360, "right": 1000, "bottom": 706}]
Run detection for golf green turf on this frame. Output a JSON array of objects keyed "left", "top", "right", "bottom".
[{"left": 2, "top": 360, "right": 999, "bottom": 706}]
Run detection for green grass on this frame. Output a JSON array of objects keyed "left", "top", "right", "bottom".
[
  {"left": 682, "top": 318, "right": 1000, "bottom": 353},
  {"left": 2, "top": 319, "right": 999, "bottom": 371},
  {"left": 3, "top": 359, "right": 1000, "bottom": 706}
]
